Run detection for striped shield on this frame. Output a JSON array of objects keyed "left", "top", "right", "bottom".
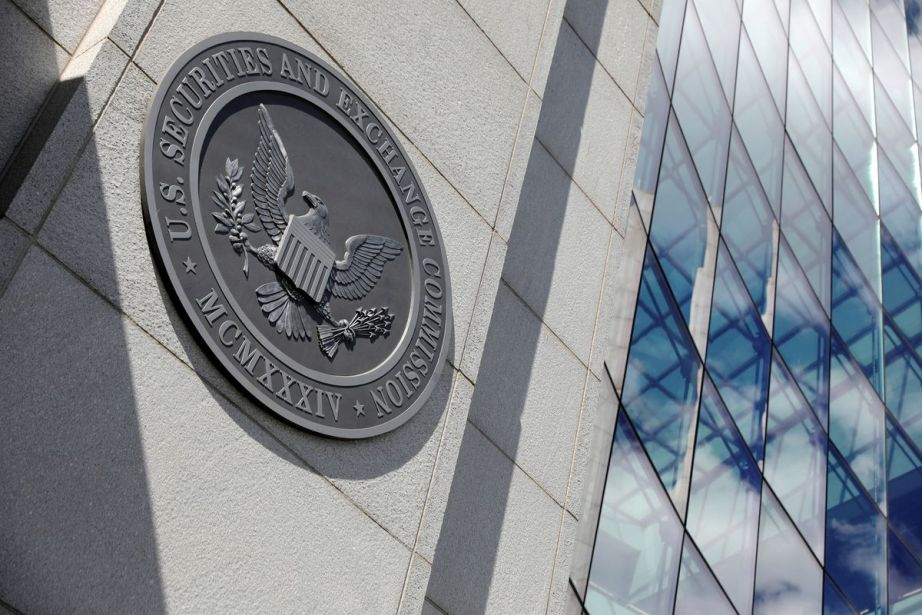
[{"left": 274, "top": 216, "right": 335, "bottom": 302}]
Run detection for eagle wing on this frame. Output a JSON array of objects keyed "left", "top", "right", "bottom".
[
  {"left": 329, "top": 235, "right": 404, "bottom": 301},
  {"left": 250, "top": 104, "right": 294, "bottom": 244}
]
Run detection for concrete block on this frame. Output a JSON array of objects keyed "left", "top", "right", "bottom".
[
  {"left": 547, "top": 511, "right": 578, "bottom": 615},
  {"left": 531, "top": 0, "right": 568, "bottom": 98},
  {"left": 12, "top": 0, "right": 103, "bottom": 53},
  {"left": 468, "top": 283, "right": 586, "bottom": 504},
  {"left": 399, "top": 554, "right": 433, "bottom": 615},
  {"left": 0, "top": 218, "right": 29, "bottom": 294},
  {"left": 459, "top": 232, "right": 507, "bottom": 383},
  {"left": 108, "top": 0, "right": 160, "bottom": 55},
  {"left": 536, "top": 20, "right": 633, "bottom": 222},
  {"left": 494, "top": 89, "right": 541, "bottom": 232},
  {"left": 564, "top": 0, "right": 650, "bottom": 105},
  {"left": 243, "top": 365, "right": 458, "bottom": 552},
  {"left": 501, "top": 142, "right": 611, "bottom": 363},
  {"left": 457, "top": 0, "right": 550, "bottom": 82},
  {"left": 402, "top": 137, "right": 492, "bottom": 364},
  {"left": 134, "top": 0, "right": 333, "bottom": 83},
  {"left": 588, "top": 228, "right": 625, "bottom": 379},
  {"left": 7, "top": 39, "right": 128, "bottom": 233},
  {"left": 416, "top": 374, "right": 474, "bottom": 562},
  {"left": 633, "top": 15, "right": 660, "bottom": 115},
  {"left": 0, "top": 0, "right": 69, "bottom": 175},
  {"left": 0, "top": 247, "right": 410, "bottom": 614},
  {"left": 427, "top": 426, "right": 561, "bottom": 615},
  {"left": 564, "top": 373, "right": 600, "bottom": 517},
  {"left": 279, "top": 0, "right": 528, "bottom": 223}
]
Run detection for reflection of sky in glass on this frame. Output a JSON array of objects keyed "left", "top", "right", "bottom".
[
  {"left": 621, "top": 249, "right": 701, "bottom": 511},
  {"left": 673, "top": 535, "right": 735, "bottom": 615},
  {"left": 685, "top": 380, "right": 761, "bottom": 614},
  {"left": 753, "top": 487, "right": 823, "bottom": 614},
  {"left": 764, "top": 352, "right": 826, "bottom": 561},
  {"left": 826, "top": 447, "right": 887, "bottom": 614},
  {"left": 586, "top": 412, "right": 682, "bottom": 615},
  {"left": 706, "top": 243, "right": 771, "bottom": 462},
  {"left": 580, "top": 0, "right": 922, "bottom": 611}
]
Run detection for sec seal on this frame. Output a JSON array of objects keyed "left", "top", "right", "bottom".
[{"left": 142, "top": 33, "right": 451, "bottom": 438}]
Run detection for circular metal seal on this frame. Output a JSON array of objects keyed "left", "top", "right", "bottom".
[{"left": 142, "top": 33, "right": 451, "bottom": 438}]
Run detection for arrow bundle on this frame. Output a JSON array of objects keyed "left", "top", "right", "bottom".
[{"left": 317, "top": 307, "right": 395, "bottom": 358}]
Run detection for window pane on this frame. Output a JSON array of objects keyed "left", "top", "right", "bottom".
[
  {"left": 764, "top": 352, "right": 827, "bottom": 561},
  {"left": 876, "top": 75, "right": 922, "bottom": 210},
  {"left": 833, "top": 145, "right": 881, "bottom": 300},
  {"left": 878, "top": 151, "right": 922, "bottom": 278},
  {"left": 787, "top": 56, "right": 832, "bottom": 215},
  {"left": 881, "top": 225, "right": 922, "bottom": 357},
  {"left": 650, "top": 112, "right": 718, "bottom": 351},
  {"left": 883, "top": 319, "right": 922, "bottom": 447},
  {"left": 829, "top": 335, "right": 887, "bottom": 510},
  {"left": 685, "top": 379, "right": 761, "bottom": 614},
  {"left": 721, "top": 129, "right": 779, "bottom": 325},
  {"left": 633, "top": 60, "right": 670, "bottom": 229},
  {"left": 753, "top": 487, "right": 823, "bottom": 614},
  {"left": 825, "top": 446, "right": 888, "bottom": 614},
  {"left": 673, "top": 535, "right": 735, "bottom": 615},
  {"left": 824, "top": 577, "right": 857, "bottom": 615},
  {"left": 773, "top": 238, "right": 831, "bottom": 426},
  {"left": 887, "top": 417, "right": 922, "bottom": 558},
  {"left": 889, "top": 528, "right": 922, "bottom": 615},
  {"left": 871, "top": 6, "right": 914, "bottom": 131},
  {"left": 781, "top": 138, "right": 832, "bottom": 313},
  {"left": 672, "top": 3, "right": 732, "bottom": 217},
  {"left": 657, "top": 0, "right": 689, "bottom": 91},
  {"left": 791, "top": 0, "right": 831, "bottom": 126},
  {"left": 833, "top": 68, "right": 878, "bottom": 218},
  {"left": 734, "top": 30, "right": 784, "bottom": 212},
  {"left": 833, "top": 1, "right": 875, "bottom": 133},
  {"left": 691, "top": 0, "right": 739, "bottom": 106},
  {"left": 742, "top": 0, "right": 788, "bottom": 117},
  {"left": 586, "top": 412, "right": 682, "bottom": 615},
  {"left": 831, "top": 231, "right": 885, "bottom": 396},
  {"left": 621, "top": 249, "right": 702, "bottom": 512},
  {"left": 706, "top": 243, "right": 771, "bottom": 460}
]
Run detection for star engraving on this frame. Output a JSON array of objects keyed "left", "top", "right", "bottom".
[
  {"left": 353, "top": 400, "right": 365, "bottom": 417},
  {"left": 182, "top": 256, "right": 197, "bottom": 274}
]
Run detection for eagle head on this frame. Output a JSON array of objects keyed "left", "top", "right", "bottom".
[{"left": 300, "top": 190, "right": 330, "bottom": 243}]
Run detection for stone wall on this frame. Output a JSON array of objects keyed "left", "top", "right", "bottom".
[{"left": 0, "top": 0, "right": 659, "bottom": 612}]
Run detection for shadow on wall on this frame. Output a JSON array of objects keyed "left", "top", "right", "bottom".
[
  {"left": 426, "top": 0, "right": 609, "bottom": 612},
  {"left": 0, "top": 1, "right": 167, "bottom": 613}
]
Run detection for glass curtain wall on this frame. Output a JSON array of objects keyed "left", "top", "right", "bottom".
[{"left": 570, "top": 0, "right": 922, "bottom": 613}]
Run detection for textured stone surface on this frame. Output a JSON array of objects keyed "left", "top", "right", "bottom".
[
  {"left": 245, "top": 365, "right": 458, "bottom": 551},
  {"left": 0, "top": 247, "right": 409, "bottom": 614},
  {"left": 547, "top": 511, "right": 578, "bottom": 615},
  {"left": 564, "top": 0, "right": 651, "bottom": 105},
  {"left": 399, "top": 554, "right": 433, "bottom": 615},
  {"left": 468, "top": 283, "right": 586, "bottom": 504},
  {"left": 402, "top": 137, "right": 492, "bottom": 363},
  {"left": 536, "top": 19, "right": 633, "bottom": 221},
  {"left": 108, "top": 0, "right": 159, "bottom": 54},
  {"left": 588, "top": 228, "right": 626, "bottom": 379},
  {"left": 459, "top": 232, "right": 507, "bottom": 383},
  {"left": 494, "top": 90, "right": 542, "bottom": 230},
  {"left": 564, "top": 373, "right": 600, "bottom": 517},
  {"left": 12, "top": 0, "right": 104, "bottom": 53},
  {"left": 0, "top": 219, "right": 29, "bottom": 294},
  {"left": 0, "top": 0, "right": 69, "bottom": 175},
  {"left": 416, "top": 375, "right": 474, "bottom": 562},
  {"left": 427, "top": 426, "right": 561, "bottom": 615},
  {"left": 457, "top": 0, "right": 551, "bottom": 82},
  {"left": 501, "top": 142, "right": 611, "bottom": 363},
  {"left": 279, "top": 0, "right": 528, "bottom": 223},
  {"left": 7, "top": 39, "right": 128, "bottom": 233},
  {"left": 531, "top": 0, "right": 568, "bottom": 98},
  {"left": 134, "top": 0, "right": 333, "bottom": 82}
]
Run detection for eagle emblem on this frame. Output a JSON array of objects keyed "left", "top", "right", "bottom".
[{"left": 211, "top": 104, "right": 404, "bottom": 358}]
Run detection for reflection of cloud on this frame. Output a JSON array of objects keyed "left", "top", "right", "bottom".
[
  {"left": 828, "top": 518, "right": 886, "bottom": 582},
  {"left": 753, "top": 536, "right": 822, "bottom": 614},
  {"left": 909, "top": 0, "right": 921, "bottom": 35}
]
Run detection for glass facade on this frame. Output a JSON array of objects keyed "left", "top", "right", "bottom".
[{"left": 571, "top": 0, "right": 922, "bottom": 613}]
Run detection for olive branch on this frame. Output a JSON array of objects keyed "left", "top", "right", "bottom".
[
  {"left": 212, "top": 157, "right": 261, "bottom": 277},
  {"left": 317, "top": 307, "right": 395, "bottom": 358}
]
